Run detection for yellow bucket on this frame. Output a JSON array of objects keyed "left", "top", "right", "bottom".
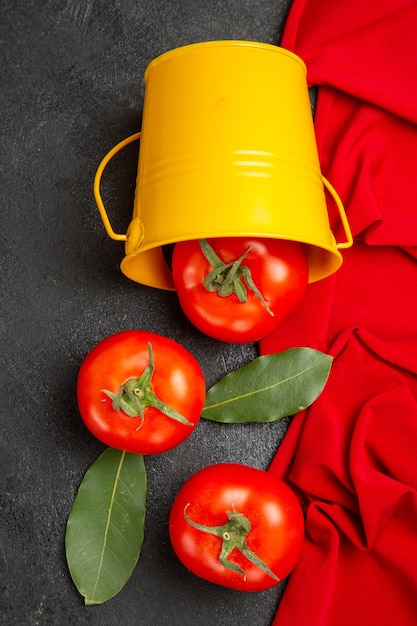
[{"left": 94, "top": 40, "right": 352, "bottom": 290}]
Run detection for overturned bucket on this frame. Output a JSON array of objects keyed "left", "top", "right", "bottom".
[{"left": 94, "top": 40, "right": 352, "bottom": 290}]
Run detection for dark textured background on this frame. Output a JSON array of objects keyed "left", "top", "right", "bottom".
[{"left": 1, "top": 1, "right": 295, "bottom": 624}]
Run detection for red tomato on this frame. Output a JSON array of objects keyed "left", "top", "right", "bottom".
[
  {"left": 77, "top": 331, "right": 205, "bottom": 455},
  {"left": 169, "top": 463, "right": 304, "bottom": 591},
  {"left": 171, "top": 237, "right": 309, "bottom": 343}
]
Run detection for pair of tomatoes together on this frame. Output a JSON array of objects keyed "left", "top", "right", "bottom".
[
  {"left": 77, "top": 329, "right": 304, "bottom": 592},
  {"left": 78, "top": 237, "right": 308, "bottom": 455}
]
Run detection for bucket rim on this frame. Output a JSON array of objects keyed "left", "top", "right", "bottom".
[
  {"left": 125, "top": 232, "right": 342, "bottom": 266},
  {"left": 144, "top": 40, "right": 306, "bottom": 80},
  {"left": 121, "top": 234, "right": 343, "bottom": 287}
]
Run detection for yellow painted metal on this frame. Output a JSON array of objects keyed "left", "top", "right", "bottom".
[{"left": 94, "top": 41, "right": 352, "bottom": 290}]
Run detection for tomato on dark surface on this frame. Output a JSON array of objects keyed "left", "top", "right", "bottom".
[
  {"left": 76, "top": 330, "right": 206, "bottom": 455},
  {"left": 171, "top": 237, "right": 309, "bottom": 343},
  {"left": 169, "top": 463, "right": 304, "bottom": 591}
]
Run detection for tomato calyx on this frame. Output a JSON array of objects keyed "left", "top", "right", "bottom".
[
  {"left": 199, "top": 239, "right": 274, "bottom": 316},
  {"left": 102, "top": 342, "right": 194, "bottom": 427},
  {"left": 184, "top": 503, "right": 279, "bottom": 582}
]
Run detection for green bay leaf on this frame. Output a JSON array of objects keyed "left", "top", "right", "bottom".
[
  {"left": 65, "top": 447, "right": 147, "bottom": 605},
  {"left": 202, "top": 348, "right": 332, "bottom": 423}
]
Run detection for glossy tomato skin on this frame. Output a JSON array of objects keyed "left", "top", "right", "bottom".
[
  {"left": 169, "top": 463, "right": 304, "bottom": 591},
  {"left": 172, "top": 237, "right": 309, "bottom": 343},
  {"left": 76, "top": 331, "right": 205, "bottom": 455}
]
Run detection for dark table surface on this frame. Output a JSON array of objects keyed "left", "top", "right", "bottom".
[{"left": 1, "top": 1, "right": 295, "bottom": 624}]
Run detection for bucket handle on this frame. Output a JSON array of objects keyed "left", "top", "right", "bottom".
[
  {"left": 94, "top": 133, "right": 353, "bottom": 250},
  {"left": 322, "top": 176, "right": 353, "bottom": 249},
  {"left": 93, "top": 132, "right": 141, "bottom": 241}
]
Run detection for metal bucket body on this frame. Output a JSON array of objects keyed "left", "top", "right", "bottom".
[{"left": 95, "top": 41, "right": 352, "bottom": 289}]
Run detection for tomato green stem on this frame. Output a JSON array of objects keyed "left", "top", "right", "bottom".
[
  {"left": 184, "top": 503, "right": 279, "bottom": 581},
  {"left": 199, "top": 239, "right": 274, "bottom": 316},
  {"left": 102, "top": 342, "right": 193, "bottom": 426}
]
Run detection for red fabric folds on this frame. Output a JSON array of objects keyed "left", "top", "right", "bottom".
[
  {"left": 261, "top": 2, "right": 417, "bottom": 625},
  {"left": 267, "top": 328, "right": 417, "bottom": 625}
]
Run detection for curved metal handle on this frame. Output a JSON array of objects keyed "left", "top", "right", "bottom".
[
  {"left": 93, "top": 132, "right": 141, "bottom": 241},
  {"left": 322, "top": 176, "right": 353, "bottom": 249}
]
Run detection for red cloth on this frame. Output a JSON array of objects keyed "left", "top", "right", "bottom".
[{"left": 260, "top": 2, "right": 417, "bottom": 625}]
